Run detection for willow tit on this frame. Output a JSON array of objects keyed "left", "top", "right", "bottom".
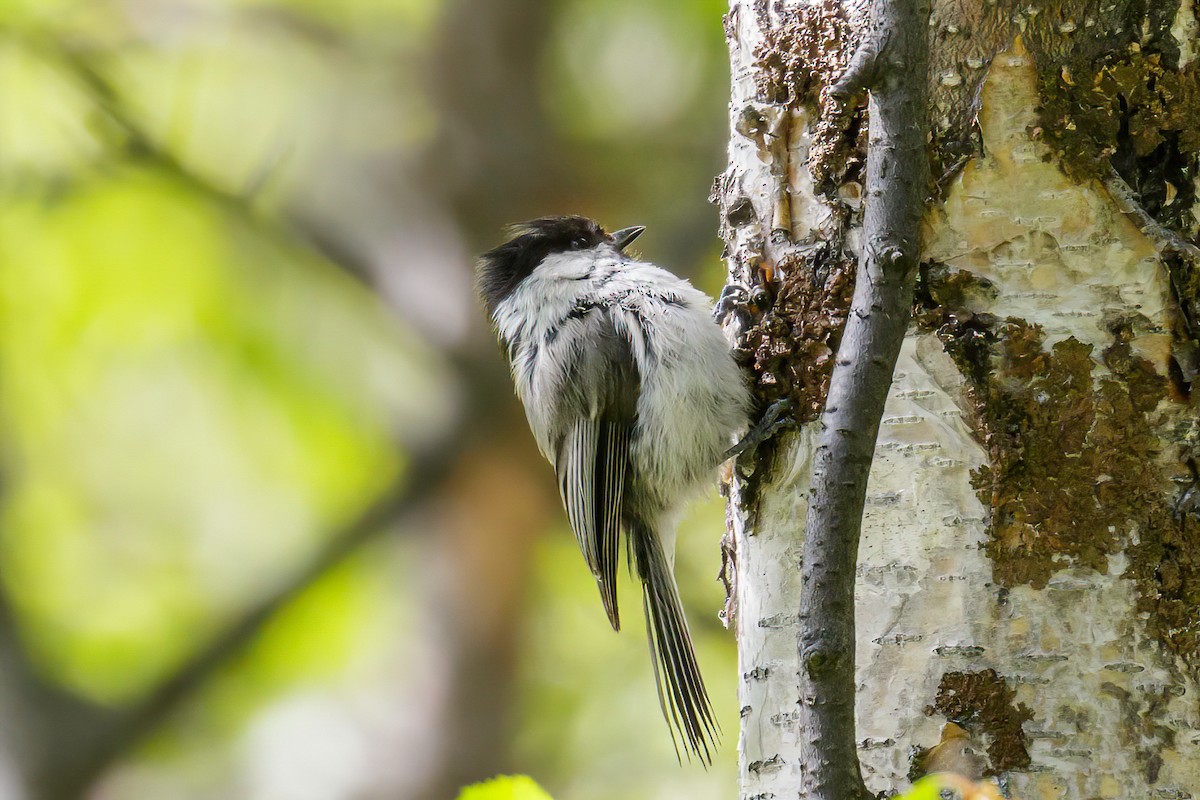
[{"left": 478, "top": 216, "right": 752, "bottom": 762}]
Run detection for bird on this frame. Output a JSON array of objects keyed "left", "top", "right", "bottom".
[{"left": 477, "top": 216, "right": 753, "bottom": 762}]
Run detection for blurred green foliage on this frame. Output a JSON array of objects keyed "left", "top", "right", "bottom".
[
  {"left": 0, "top": 172, "right": 403, "bottom": 701},
  {"left": 0, "top": 0, "right": 738, "bottom": 798}
]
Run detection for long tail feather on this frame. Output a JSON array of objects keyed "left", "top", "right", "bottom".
[{"left": 631, "top": 519, "right": 719, "bottom": 764}]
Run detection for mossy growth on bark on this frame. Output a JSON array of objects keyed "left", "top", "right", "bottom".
[
  {"left": 1023, "top": 0, "right": 1200, "bottom": 350},
  {"left": 1031, "top": 48, "right": 1199, "bottom": 233},
  {"left": 925, "top": 669, "right": 1033, "bottom": 774},
  {"left": 972, "top": 322, "right": 1138, "bottom": 587},
  {"left": 735, "top": 241, "right": 856, "bottom": 423},
  {"left": 919, "top": 286, "right": 1200, "bottom": 672},
  {"left": 750, "top": 0, "right": 863, "bottom": 194},
  {"left": 1021, "top": 0, "right": 1194, "bottom": 182}
]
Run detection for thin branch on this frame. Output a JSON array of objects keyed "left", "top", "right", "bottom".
[
  {"left": 796, "top": 0, "right": 931, "bottom": 796},
  {"left": 1103, "top": 165, "right": 1200, "bottom": 323},
  {"left": 1102, "top": 166, "right": 1200, "bottom": 380},
  {"left": 825, "top": 31, "right": 887, "bottom": 105},
  {"left": 1102, "top": 166, "right": 1200, "bottom": 264},
  {"left": 43, "top": 420, "right": 473, "bottom": 800}
]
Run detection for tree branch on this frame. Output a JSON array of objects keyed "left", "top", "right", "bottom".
[
  {"left": 37, "top": 416, "right": 473, "bottom": 800},
  {"left": 825, "top": 31, "right": 886, "bottom": 106},
  {"left": 796, "top": 0, "right": 931, "bottom": 796},
  {"left": 9, "top": 41, "right": 498, "bottom": 798},
  {"left": 1101, "top": 166, "right": 1200, "bottom": 264},
  {"left": 1102, "top": 165, "right": 1200, "bottom": 339}
]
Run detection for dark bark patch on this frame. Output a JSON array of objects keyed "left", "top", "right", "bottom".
[
  {"left": 736, "top": 241, "right": 856, "bottom": 422},
  {"left": 1099, "top": 680, "right": 1179, "bottom": 785},
  {"left": 925, "top": 0, "right": 1015, "bottom": 187},
  {"left": 751, "top": 0, "right": 864, "bottom": 194},
  {"left": 926, "top": 668, "right": 1033, "bottom": 773},
  {"left": 968, "top": 321, "right": 1188, "bottom": 599},
  {"left": 923, "top": 301, "right": 1200, "bottom": 671},
  {"left": 971, "top": 322, "right": 1127, "bottom": 588},
  {"left": 725, "top": 195, "right": 757, "bottom": 227},
  {"left": 1029, "top": 47, "right": 1199, "bottom": 235},
  {"left": 914, "top": 262, "right": 1000, "bottom": 387}
]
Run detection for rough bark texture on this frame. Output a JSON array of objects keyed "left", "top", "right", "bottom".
[{"left": 721, "top": 1, "right": 1200, "bottom": 798}]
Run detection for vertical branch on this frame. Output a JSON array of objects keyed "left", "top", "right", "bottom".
[{"left": 796, "top": 0, "right": 930, "bottom": 796}]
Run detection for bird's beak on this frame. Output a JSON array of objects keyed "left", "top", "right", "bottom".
[{"left": 611, "top": 225, "right": 645, "bottom": 252}]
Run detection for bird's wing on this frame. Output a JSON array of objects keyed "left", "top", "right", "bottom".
[{"left": 553, "top": 310, "right": 638, "bottom": 631}]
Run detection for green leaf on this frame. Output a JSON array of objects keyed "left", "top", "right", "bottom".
[
  {"left": 456, "top": 775, "right": 554, "bottom": 800},
  {"left": 895, "top": 775, "right": 951, "bottom": 800}
]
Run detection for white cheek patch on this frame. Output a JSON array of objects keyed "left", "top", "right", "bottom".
[{"left": 532, "top": 250, "right": 607, "bottom": 281}]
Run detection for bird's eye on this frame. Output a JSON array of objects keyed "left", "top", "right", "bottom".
[{"left": 571, "top": 237, "right": 587, "bottom": 249}]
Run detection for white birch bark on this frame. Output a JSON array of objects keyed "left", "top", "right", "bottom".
[{"left": 724, "top": 4, "right": 1200, "bottom": 798}]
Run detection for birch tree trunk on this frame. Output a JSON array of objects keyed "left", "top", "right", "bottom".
[{"left": 719, "top": 1, "right": 1200, "bottom": 797}]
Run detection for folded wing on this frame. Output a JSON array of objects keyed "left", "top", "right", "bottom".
[{"left": 553, "top": 310, "right": 639, "bottom": 631}]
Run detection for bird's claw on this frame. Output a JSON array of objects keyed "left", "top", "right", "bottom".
[
  {"left": 714, "top": 283, "right": 750, "bottom": 325},
  {"left": 723, "top": 398, "right": 796, "bottom": 468}
]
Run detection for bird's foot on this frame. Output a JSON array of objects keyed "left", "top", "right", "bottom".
[
  {"left": 714, "top": 283, "right": 750, "bottom": 326},
  {"left": 722, "top": 398, "right": 795, "bottom": 464}
]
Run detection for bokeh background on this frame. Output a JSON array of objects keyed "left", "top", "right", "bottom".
[{"left": 0, "top": 1, "right": 738, "bottom": 798}]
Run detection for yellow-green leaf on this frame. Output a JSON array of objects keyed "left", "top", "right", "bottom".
[{"left": 456, "top": 775, "right": 555, "bottom": 800}]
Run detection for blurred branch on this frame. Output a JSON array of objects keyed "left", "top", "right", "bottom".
[
  {"left": 422, "top": 0, "right": 559, "bottom": 242},
  {"left": 47, "top": 40, "right": 390, "bottom": 294},
  {"left": 12, "top": 393, "right": 485, "bottom": 800},
  {"left": 54, "top": 43, "right": 239, "bottom": 201},
  {"left": 0, "top": 572, "right": 113, "bottom": 800},
  {"left": 54, "top": 418, "right": 476, "bottom": 799},
  {"left": 29, "top": 26, "right": 546, "bottom": 800},
  {"left": 6, "top": 40, "right": 503, "bottom": 799}
]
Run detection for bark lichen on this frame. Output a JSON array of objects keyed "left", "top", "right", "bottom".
[
  {"left": 737, "top": 241, "right": 856, "bottom": 422},
  {"left": 1126, "top": 478, "right": 1200, "bottom": 672},
  {"left": 753, "top": 0, "right": 862, "bottom": 193},
  {"left": 754, "top": 0, "right": 1018, "bottom": 192},
  {"left": 923, "top": 301, "right": 1200, "bottom": 672},
  {"left": 972, "top": 322, "right": 1136, "bottom": 587},
  {"left": 1023, "top": 2, "right": 1200, "bottom": 352},
  {"left": 1030, "top": 48, "right": 1200, "bottom": 234},
  {"left": 926, "top": 668, "right": 1033, "bottom": 774}
]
